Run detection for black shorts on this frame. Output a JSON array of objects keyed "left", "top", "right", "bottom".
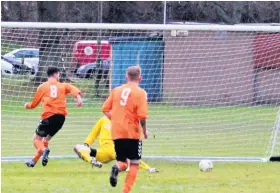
[
  {"left": 114, "top": 139, "right": 142, "bottom": 162},
  {"left": 35, "top": 114, "right": 65, "bottom": 137}
]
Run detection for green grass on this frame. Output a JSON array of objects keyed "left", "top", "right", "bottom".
[
  {"left": 2, "top": 75, "right": 280, "bottom": 193},
  {"left": 2, "top": 160, "right": 280, "bottom": 193}
]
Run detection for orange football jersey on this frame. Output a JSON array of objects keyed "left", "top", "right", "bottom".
[
  {"left": 102, "top": 83, "right": 148, "bottom": 140},
  {"left": 26, "top": 79, "right": 81, "bottom": 119}
]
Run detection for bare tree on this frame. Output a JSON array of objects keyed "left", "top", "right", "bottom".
[
  {"left": 245, "top": 1, "right": 280, "bottom": 23},
  {"left": 1, "top": 2, "right": 9, "bottom": 21},
  {"left": 104, "top": 1, "right": 163, "bottom": 23},
  {"left": 166, "top": 1, "right": 280, "bottom": 24},
  {"left": 2, "top": 1, "right": 280, "bottom": 24},
  {"left": 33, "top": 2, "right": 68, "bottom": 83}
]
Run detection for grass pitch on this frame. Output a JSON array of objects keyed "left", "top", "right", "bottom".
[
  {"left": 2, "top": 159, "right": 280, "bottom": 193},
  {"left": 1, "top": 75, "right": 280, "bottom": 193}
]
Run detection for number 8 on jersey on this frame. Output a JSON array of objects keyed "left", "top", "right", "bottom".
[{"left": 50, "top": 85, "right": 58, "bottom": 98}]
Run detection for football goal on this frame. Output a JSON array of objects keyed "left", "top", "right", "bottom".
[{"left": 1, "top": 22, "right": 280, "bottom": 162}]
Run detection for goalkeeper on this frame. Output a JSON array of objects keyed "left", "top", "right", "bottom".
[{"left": 74, "top": 116, "right": 158, "bottom": 173}]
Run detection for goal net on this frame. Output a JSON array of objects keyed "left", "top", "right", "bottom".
[{"left": 1, "top": 22, "right": 280, "bottom": 162}]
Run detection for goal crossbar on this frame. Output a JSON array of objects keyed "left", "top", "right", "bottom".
[{"left": 2, "top": 22, "right": 280, "bottom": 32}]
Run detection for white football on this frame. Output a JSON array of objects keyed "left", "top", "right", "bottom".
[{"left": 199, "top": 160, "right": 213, "bottom": 172}]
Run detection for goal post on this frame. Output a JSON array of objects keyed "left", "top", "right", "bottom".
[
  {"left": 1, "top": 22, "right": 280, "bottom": 162},
  {"left": 268, "top": 107, "right": 280, "bottom": 161}
]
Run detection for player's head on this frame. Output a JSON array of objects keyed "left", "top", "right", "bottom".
[
  {"left": 47, "top": 67, "right": 60, "bottom": 80},
  {"left": 126, "top": 65, "right": 142, "bottom": 83}
]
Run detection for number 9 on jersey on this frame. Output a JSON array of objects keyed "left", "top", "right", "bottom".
[{"left": 120, "top": 88, "right": 131, "bottom": 106}]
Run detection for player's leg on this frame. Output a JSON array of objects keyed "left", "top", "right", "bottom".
[
  {"left": 41, "top": 114, "right": 65, "bottom": 166},
  {"left": 125, "top": 159, "right": 158, "bottom": 173},
  {"left": 43, "top": 138, "right": 49, "bottom": 148},
  {"left": 139, "top": 160, "right": 149, "bottom": 171},
  {"left": 25, "top": 134, "right": 44, "bottom": 167},
  {"left": 25, "top": 119, "right": 50, "bottom": 167},
  {"left": 139, "top": 160, "right": 159, "bottom": 173},
  {"left": 94, "top": 145, "right": 115, "bottom": 166},
  {"left": 123, "top": 160, "right": 140, "bottom": 193},
  {"left": 41, "top": 135, "right": 51, "bottom": 166},
  {"left": 110, "top": 139, "right": 128, "bottom": 187},
  {"left": 87, "top": 144, "right": 116, "bottom": 167},
  {"left": 41, "top": 136, "right": 50, "bottom": 163},
  {"left": 122, "top": 139, "right": 142, "bottom": 193},
  {"left": 73, "top": 144, "right": 102, "bottom": 168},
  {"left": 74, "top": 144, "right": 92, "bottom": 163}
]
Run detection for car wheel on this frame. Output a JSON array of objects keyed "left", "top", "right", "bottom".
[
  {"left": 86, "top": 70, "right": 94, "bottom": 79},
  {"left": 12, "top": 66, "right": 19, "bottom": 74},
  {"left": 31, "top": 68, "right": 35, "bottom": 75}
]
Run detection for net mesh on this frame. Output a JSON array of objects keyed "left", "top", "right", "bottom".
[{"left": 1, "top": 25, "right": 280, "bottom": 160}]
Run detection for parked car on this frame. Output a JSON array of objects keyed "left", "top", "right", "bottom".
[
  {"left": 3, "top": 48, "right": 39, "bottom": 74},
  {"left": 1, "top": 56, "right": 33, "bottom": 75},
  {"left": 1, "top": 57, "right": 13, "bottom": 75},
  {"left": 72, "top": 40, "right": 111, "bottom": 70},
  {"left": 76, "top": 59, "right": 110, "bottom": 79}
]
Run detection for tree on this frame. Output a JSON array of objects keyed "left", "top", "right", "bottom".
[
  {"left": 33, "top": 2, "right": 69, "bottom": 83},
  {"left": 2, "top": 1, "right": 280, "bottom": 24},
  {"left": 104, "top": 1, "right": 163, "bottom": 23},
  {"left": 166, "top": 1, "right": 280, "bottom": 24},
  {"left": 1, "top": 2, "right": 9, "bottom": 21}
]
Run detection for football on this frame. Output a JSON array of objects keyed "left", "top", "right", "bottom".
[{"left": 199, "top": 160, "right": 213, "bottom": 172}]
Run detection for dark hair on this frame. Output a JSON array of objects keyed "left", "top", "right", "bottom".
[{"left": 47, "top": 67, "right": 60, "bottom": 77}]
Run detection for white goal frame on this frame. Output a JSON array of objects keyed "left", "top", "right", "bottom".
[{"left": 1, "top": 22, "right": 280, "bottom": 162}]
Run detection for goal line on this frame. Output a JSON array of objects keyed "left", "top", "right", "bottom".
[{"left": 1, "top": 156, "right": 267, "bottom": 163}]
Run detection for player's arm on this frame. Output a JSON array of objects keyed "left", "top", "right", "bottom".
[
  {"left": 84, "top": 118, "right": 103, "bottom": 146},
  {"left": 102, "top": 91, "right": 113, "bottom": 119},
  {"left": 137, "top": 90, "right": 148, "bottom": 139},
  {"left": 25, "top": 86, "right": 44, "bottom": 109},
  {"left": 64, "top": 83, "right": 83, "bottom": 107}
]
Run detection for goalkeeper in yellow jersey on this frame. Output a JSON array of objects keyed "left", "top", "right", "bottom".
[{"left": 74, "top": 116, "right": 159, "bottom": 173}]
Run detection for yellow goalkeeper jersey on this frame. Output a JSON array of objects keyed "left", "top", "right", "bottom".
[{"left": 84, "top": 116, "right": 114, "bottom": 147}]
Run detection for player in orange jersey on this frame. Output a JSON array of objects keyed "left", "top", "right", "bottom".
[
  {"left": 24, "top": 67, "right": 83, "bottom": 167},
  {"left": 102, "top": 66, "right": 148, "bottom": 193}
]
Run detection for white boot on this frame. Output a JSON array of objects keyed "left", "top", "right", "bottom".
[
  {"left": 148, "top": 168, "right": 159, "bottom": 173},
  {"left": 91, "top": 157, "right": 102, "bottom": 168}
]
